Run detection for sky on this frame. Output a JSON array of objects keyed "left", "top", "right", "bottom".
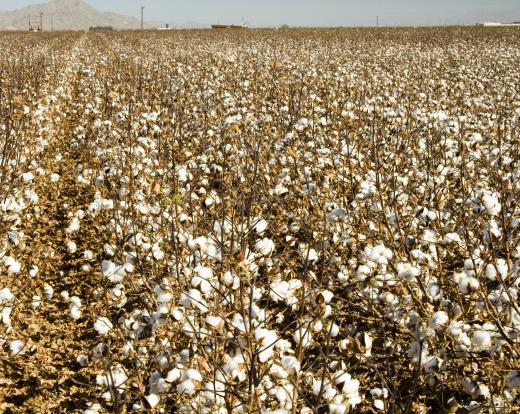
[{"left": 1, "top": 0, "right": 519, "bottom": 27}]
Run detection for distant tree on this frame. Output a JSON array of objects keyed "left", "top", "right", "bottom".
[{"left": 280, "top": 24, "right": 290, "bottom": 29}]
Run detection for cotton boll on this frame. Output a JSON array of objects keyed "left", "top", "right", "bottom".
[
  {"left": 66, "top": 241, "right": 77, "bottom": 254},
  {"left": 83, "top": 403, "right": 102, "bottom": 414},
  {"left": 485, "top": 264, "right": 497, "bottom": 281},
  {"left": 293, "top": 326, "right": 312, "bottom": 348},
  {"left": 482, "top": 193, "right": 501, "bottom": 216},
  {"left": 255, "top": 237, "right": 275, "bottom": 256},
  {"left": 196, "top": 266, "right": 213, "bottom": 280},
  {"left": 317, "top": 290, "right": 334, "bottom": 304},
  {"left": 152, "top": 243, "right": 164, "bottom": 260},
  {"left": 472, "top": 330, "right": 491, "bottom": 350},
  {"left": 145, "top": 394, "right": 160, "bottom": 408},
  {"left": 496, "top": 259, "right": 508, "bottom": 279},
  {"left": 281, "top": 355, "right": 300, "bottom": 376},
  {"left": 220, "top": 271, "right": 234, "bottom": 287},
  {"left": 177, "top": 379, "right": 197, "bottom": 395},
  {"left": 77, "top": 354, "right": 88, "bottom": 366},
  {"left": 29, "top": 265, "right": 39, "bottom": 278},
  {"left": 66, "top": 217, "right": 80, "bottom": 234},
  {"left": 70, "top": 306, "right": 82, "bottom": 320},
  {"left": 166, "top": 368, "right": 182, "bottom": 383},
  {"left": 10, "top": 340, "right": 26, "bottom": 356},
  {"left": 44, "top": 283, "right": 54, "bottom": 300},
  {"left": 255, "top": 219, "right": 268, "bottom": 234},
  {"left": 458, "top": 276, "right": 480, "bottom": 294},
  {"left": 356, "top": 264, "right": 371, "bottom": 281},
  {"left": 300, "top": 244, "right": 319, "bottom": 263},
  {"left": 373, "top": 399, "right": 385, "bottom": 410},
  {"left": 94, "top": 317, "right": 113, "bottom": 335},
  {"left": 443, "top": 232, "right": 462, "bottom": 243},
  {"left": 0, "top": 288, "right": 14, "bottom": 303},
  {"left": 50, "top": 173, "right": 60, "bottom": 183},
  {"left": 31, "top": 295, "right": 41, "bottom": 309},
  {"left": 429, "top": 311, "right": 449, "bottom": 330},
  {"left": 5, "top": 257, "right": 21, "bottom": 274}
]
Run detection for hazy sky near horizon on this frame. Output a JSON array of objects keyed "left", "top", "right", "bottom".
[{"left": 1, "top": 0, "right": 519, "bottom": 26}]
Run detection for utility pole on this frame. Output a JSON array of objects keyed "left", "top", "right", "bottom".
[
  {"left": 141, "top": 6, "right": 144, "bottom": 30},
  {"left": 40, "top": 12, "right": 43, "bottom": 31},
  {"left": 51, "top": 16, "right": 54, "bottom": 32},
  {"left": 377, "top": 16, "right": 379, "bottom": 28}
]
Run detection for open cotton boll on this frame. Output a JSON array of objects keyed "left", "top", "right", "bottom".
[
  {"left": 43, "top": 283, "right": 54, "bottom": 300},
  {"left": 145, "top": 393, "right": 160, "bottom": 409},
  {"left": 397, "top": 262, "right": 420, "bottom": 281},
  {"left": 94, "top": 317, "right": 113, "bottom": 335},
  {"left": 31, "top": 295, "right": 41, "bottom": 309},
  {"left": 482, "top": 193, "right": 501, "bottom": 216},
  {"left": 458, "top": 275, "right": 480, "bottom": 294},
  {"left": 0, "top": 287, "right": 14, "bottom": 303},
  {"left": 485, "top": 264, "right": 497, "bottom": 281},
  {"left": 96, "top": 364, "right": 128, "bottom": 389},
  {"left": 83, "top": 402, "right": 102, "bottom": 414},
  {"left": 254, "top": 219, "right": 268, "bottom": 234},
  {"left": 152, "top": 243, "right": 164, "bottom": 260},
  {"left": 50, "top": 173, "right": 60, "bottom": 183},
  {"left": 299, "top": 244, "right": 319, "bottom": 263},
  {"left": 471, "top": 330, "right": 492, "bottom": 350},
  {"left": 66, "top": 217, "right": 80, "bottom": 234},
  {"left": 293, "top": 325, "right": 312, "bottom": 348},
  {"left": 177, "top": 379, "right": 197, "bottom": 395},
  {"left": 196, "top": 266, "right": 213, "bottom": 280},
  {"left": 21, "top": 171, "right": 35, "bottom": 182},
  {"left": 29, "top": 265, "right": 39, "bottom": 278},
  {"left": 66, "top": 241, "right": 77, "bottom": 254},
  {"left": 101, "top": 260, "right": 126, "bottom": 283},
  {"left": 166, "top": 368, "right": 182, "bottom": 383},
  {"left": 10, "top": 340, "right": 26, "bottom": 356},
  {"left": 4, "top": 256, "right": 21, "bottom": 274},
  {"left": 443, "top": 232, "right": 462, "bottom": 243},
  {"left": 255, "top": 237, "right": 275, "bottom": 256},
  {"left": 429, "top": 311, "right": 449, "bottom": 330}
]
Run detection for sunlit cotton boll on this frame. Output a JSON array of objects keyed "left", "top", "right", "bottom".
[
  {"left": 471, "top": 330, "right": 492, "bottom": 350},
  {"left": 44, "top": 283, "right": 54, "bottom": 300},
  {"left": 4, "top": 257, "right": 21, "bottom": 274},
  {"left": 145, "top": 393, "right": 160, "bottom": 409},
  {"left": 255, "top": 237, "right": 275, "bottom": 256},
  {"left": 50, "top": 173, "right": 60, "bottom": 183},
  {"left": 94, "top": 317, "right": 113, "bottom": 335},
  {"left": 66, "top": 241, "right": 77, "bottom": 254},
  {"left": 429, "top": 311, "right": 449, "bottom": 330},
  {"left": 293, "top": 325, "right": 312, "bottom": 348},
  {"left": 254, "top": 219, "right": 268, "bottom": 234},
  {"left": 482, "top": 193, "right": 501, "bottom": 216},
  {"left": 458, "top": 275, "right": 480, "bottom": 294},
  {"left": 10, "top": 339, "right": 26, "bottom": 356}
]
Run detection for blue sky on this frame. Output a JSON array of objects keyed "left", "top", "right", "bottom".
[{"left": 1, "top": 0, "right": 519, "bottom": 26}]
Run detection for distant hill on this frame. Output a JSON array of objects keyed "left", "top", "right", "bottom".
[{"left": 0, "top": 0, "right": 151, "bottom": 31}]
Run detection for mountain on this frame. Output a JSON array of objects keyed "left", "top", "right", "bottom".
[{"left": 0, "top": 0, "right": 146, "bottom": 31}]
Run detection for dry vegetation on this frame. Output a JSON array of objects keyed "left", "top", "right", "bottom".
[{"left": 1, "top": 28, "right": 520, "bottom": 413}]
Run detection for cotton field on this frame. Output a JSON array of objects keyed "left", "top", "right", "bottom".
[{"left": 0, "top": 28, "right": 519, "bottom": 413}]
